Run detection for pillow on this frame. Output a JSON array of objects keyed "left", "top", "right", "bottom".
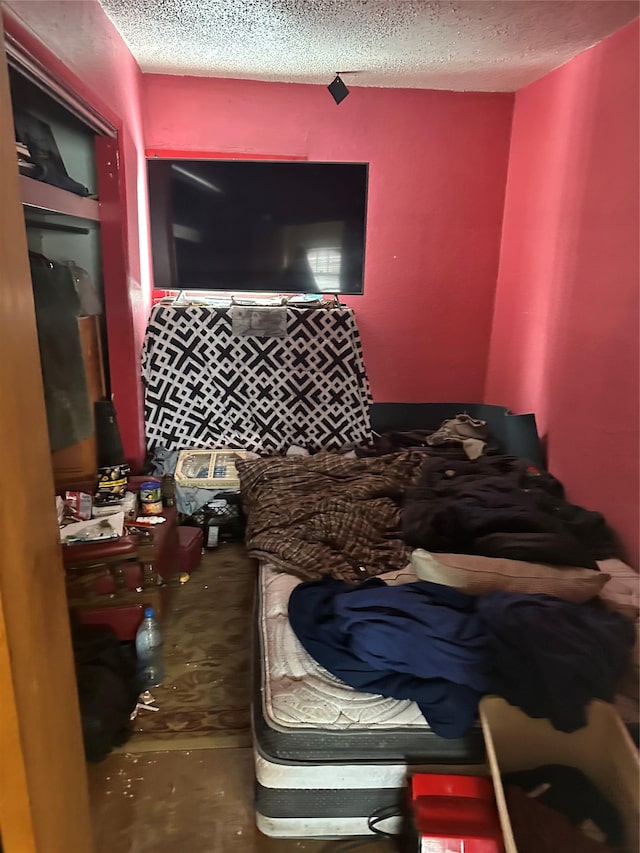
[
  {"left": 411, "top": 549, "right": 610, "bottom": 603},
  {"left": 596, "top": 559, "right": 639, "bottom": 671}
]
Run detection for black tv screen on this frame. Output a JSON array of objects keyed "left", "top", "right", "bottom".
[{"left": 147, "top": 159, "right": 368, "bottom": 294}]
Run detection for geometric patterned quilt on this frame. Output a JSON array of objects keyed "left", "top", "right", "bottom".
[{"left": 141, "top": 304, "right": 372, "bottom": 453}]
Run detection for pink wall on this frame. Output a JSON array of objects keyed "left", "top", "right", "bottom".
[
  {"left": 143, "top": 75, "right": 513, "bottom": 403},
  {"left": 9, "top": 4, "right": 635, "bottom": 567},
  {"left": 485, "top": 21, "right": 639, "bottom": 567},
  {"left": 2, "top": 0, "right": 149, "bottom": 468}
]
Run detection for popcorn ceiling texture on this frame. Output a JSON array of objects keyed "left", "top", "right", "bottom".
[{"left": 99, "top": 0, "right": 638, "bottom": 92}]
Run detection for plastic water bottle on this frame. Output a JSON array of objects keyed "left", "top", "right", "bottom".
[{"left": 135, "top": 606, "right": 165, "bottom": 689}]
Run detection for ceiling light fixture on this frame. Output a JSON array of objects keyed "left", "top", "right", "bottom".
[{"left": 328, "top": 72, "right": 349, "bottom": 105}]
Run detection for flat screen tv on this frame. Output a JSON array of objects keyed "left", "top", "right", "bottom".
[{"left": 147, "top": 159, "right": 368, "bottom": 295}]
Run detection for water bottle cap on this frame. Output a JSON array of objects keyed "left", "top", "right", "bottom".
[{"left": 144, "top": 606, "right": 155, "bottom": 618}]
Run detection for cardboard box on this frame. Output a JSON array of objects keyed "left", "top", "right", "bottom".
[{"left": 479, "top": 696, "right": 639, "bottom": 853}]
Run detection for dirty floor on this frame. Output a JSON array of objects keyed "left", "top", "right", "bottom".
[
  {"left": 88, "top": 748, "right": 395, "bottom": 852},
  {"left": 88, "top": 544, "right": 396, "bottom": 852}
]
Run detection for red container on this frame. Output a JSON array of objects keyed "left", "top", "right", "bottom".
[
  {"left": 178, "top": 525, "right": 204, "bottom": 573},
  {"left": 408, "top": 773, "right": 504, "bottom": 853}
]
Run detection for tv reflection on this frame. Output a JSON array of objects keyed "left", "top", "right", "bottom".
[{"left": 279, "top": 245, "right": 342, "bottom": 293}]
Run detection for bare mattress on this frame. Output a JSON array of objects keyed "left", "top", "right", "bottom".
[{"left": 253, "top": 561, "right": 485, "bottom": 837}]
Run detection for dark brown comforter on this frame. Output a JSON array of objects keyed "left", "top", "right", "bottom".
[{"left": 237, "top": 451, "right": 426, "bottom": 582}]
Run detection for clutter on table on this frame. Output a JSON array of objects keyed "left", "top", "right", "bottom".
[
  {"left": 139, "top": 479, "right": 163, "bottom": 515},
  {"left": 57, "top": 472, "right": 166, "bottom": 546},
  {"left": 97, "top": 462, "right": 130, "bottom": 497},
  {"left": 59, "top": 511, "right": 125, "bottom": 545}
]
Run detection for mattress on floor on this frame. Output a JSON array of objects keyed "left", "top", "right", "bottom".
[{"left": 253, "top": 562, "right": 486, "bottom": 837}]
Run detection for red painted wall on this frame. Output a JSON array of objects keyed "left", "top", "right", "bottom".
[
  {"left": 9, "top": 4, "right": 635, "bottom": 567},
  {"left": 485, "top": 21, "right": 640, "bottom": 567},
  {"left": 2, "top": 0, "right": 149, "bottom": 468},
  {"left": 143, "top": 75, "right": 514, "bottom": 403}
]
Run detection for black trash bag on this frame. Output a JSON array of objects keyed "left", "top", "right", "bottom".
[{"left": 71, "top": 623, "right": 139, "bottom": 762}]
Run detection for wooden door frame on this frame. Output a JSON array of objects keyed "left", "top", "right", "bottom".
[{"left": 0, "top": 36, "right": 93, "bottom": 853}]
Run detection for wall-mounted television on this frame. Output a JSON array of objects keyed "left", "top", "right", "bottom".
[{"left": 147, "top": 159, "right": 369, "bottom": 295}]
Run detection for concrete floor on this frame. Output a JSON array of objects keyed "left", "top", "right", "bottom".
[{"left": 88, "top": 747, "right": 396, "bottom": 852}]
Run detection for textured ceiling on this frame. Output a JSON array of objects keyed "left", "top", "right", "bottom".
[{"left": 98, "top": 0, "right": 639, "bottom": 92}]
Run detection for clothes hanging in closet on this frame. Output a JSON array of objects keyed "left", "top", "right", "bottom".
[{"left": 29, "top": 252, "right": 93, "bottom": 451}]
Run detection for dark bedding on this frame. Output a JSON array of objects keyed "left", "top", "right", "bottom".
[
  {"left": 288, "top": 576, "right": 635, "bottom": 736},
  {"left": 238, "top": 446, "right": 620, "bottom": 582},
  {"left": 288, "top": 576, "right": 489, "bottom": 738},
  {"left": 237, "top": 451, "right": 425, "bottom": 582},
  {"left": 239, "top": 420, "right": 633, "bottom": 742},
  {"left": 402, "top": 455, "right": 619, "bottom": 568}
]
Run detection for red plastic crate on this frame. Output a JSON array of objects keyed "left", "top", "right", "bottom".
[{"left": 408, "top": 773, "right": 504, "bottom": 853}]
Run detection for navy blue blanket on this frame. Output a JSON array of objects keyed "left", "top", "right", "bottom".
[{"left": 288, "top": 579, "right": 634, "bottom": 738}]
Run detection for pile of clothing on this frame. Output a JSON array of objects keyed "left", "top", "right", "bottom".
[
  {"left": 288, "top": 577, "right": 635, "bottom": 739},
  {"left": 402, "top": 454, "right": 618, "bottom": 568}
]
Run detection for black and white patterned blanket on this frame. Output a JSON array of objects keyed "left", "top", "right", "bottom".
[{"left": 142, "top": 304, "right": 372, "bottom": 453}]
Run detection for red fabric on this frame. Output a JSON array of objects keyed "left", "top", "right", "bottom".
[
  {"left": 505, "top": 786, "right": 615, "bottom": 853},
  {"left": 76, "top": 605, "right": 144, "bottom": 642}
]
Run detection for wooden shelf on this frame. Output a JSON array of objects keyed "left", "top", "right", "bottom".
[{"left": 20, "top": 174, "right": 100, "bottom": 221}]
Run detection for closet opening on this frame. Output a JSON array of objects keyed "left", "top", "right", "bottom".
[{"left": 6, "top": 42, "right": 121, "bottom": 485}]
